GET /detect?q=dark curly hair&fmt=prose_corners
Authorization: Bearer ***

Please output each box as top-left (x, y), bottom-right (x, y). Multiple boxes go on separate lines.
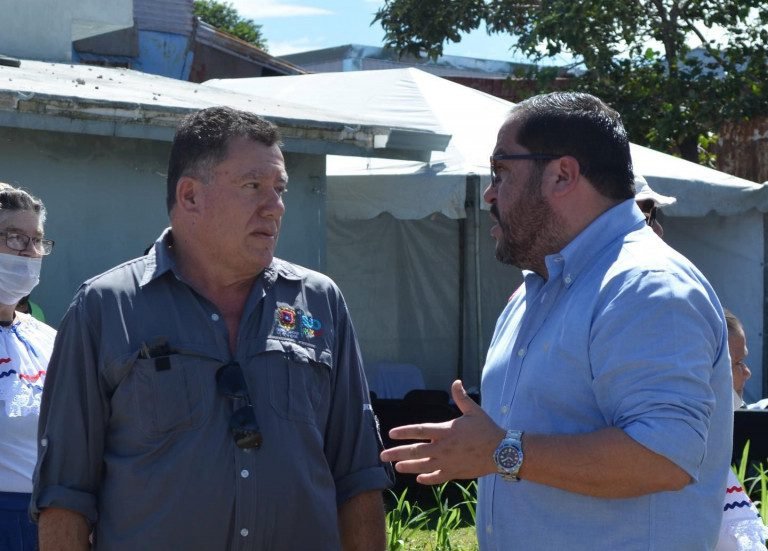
top-left (166, 106), bottom-right (282, 213)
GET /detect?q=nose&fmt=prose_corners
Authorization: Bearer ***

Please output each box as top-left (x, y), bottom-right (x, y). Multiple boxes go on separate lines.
top-left (18, 239), bottom-right (41, 258)
top-left (743, 363), bottom-right (752, 381)
top-left (483, 181), bottom-right (496, 206)
top-left (261, 188), bottom-right (286, 219)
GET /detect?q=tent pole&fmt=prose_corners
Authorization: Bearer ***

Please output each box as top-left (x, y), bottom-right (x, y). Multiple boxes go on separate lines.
top-left (467, 174), bottom-right (483, 391)
top-left (458, 215), bottom-right (466, 384)
top-left (763, 212), bottom-right (768, 399)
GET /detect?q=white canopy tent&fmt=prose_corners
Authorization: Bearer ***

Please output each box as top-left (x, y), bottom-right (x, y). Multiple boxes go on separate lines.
top-left (207, 69), bottom-right (768, 400)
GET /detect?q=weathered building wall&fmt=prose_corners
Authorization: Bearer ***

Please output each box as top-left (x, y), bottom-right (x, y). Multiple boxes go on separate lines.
top-left (0, 127), bottom-right (326, 326)
top-left (717, 117), bottom-right (768, 184)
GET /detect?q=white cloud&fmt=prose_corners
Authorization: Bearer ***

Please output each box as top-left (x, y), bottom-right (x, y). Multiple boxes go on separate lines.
top-left (268, 37), bottom-right (328, 57)
top-left (228, 0), bottom-right (333, 19)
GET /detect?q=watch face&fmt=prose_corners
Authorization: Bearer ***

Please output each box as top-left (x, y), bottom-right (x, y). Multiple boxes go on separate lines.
top-left (498, 446), bottom-right (521, 469)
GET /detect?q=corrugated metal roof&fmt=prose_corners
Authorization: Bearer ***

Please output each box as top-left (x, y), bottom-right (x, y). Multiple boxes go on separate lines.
top-left (194, 22), bottom-right (306, 76)
top-left (281, 44), bottom-right (539, 79)
top-left (134, 0), bottom-right (194, 35)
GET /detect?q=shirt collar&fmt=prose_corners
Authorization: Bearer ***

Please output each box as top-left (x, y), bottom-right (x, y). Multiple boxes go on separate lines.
top-left (139, 227), bottom-right (175, 287)
top-left (547, 198), bottom-right (646, 288)
top-left (139, 228), bottom-right (304, 288)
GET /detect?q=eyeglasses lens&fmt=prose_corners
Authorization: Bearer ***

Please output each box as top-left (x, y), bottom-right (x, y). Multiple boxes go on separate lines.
top-left (216, 362), bottom-right (262, 449)
top-left (646, 206), bottom-right (658, 227)
top-left (230, 406), bottom-right (263, 449)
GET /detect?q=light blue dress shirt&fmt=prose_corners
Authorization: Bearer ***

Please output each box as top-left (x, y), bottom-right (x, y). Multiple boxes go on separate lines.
top-left (478, 199), bottom-right (732, 550)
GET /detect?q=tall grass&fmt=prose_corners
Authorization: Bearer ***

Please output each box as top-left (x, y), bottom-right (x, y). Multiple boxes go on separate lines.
top-left (733, 440), bottom-right (768, 524)
top-left (386, 487), bottom-right (433, 550)
top-left (385, 481), bottom-right (478, 551)
top-left (385, 446), bottom-right (768, 550)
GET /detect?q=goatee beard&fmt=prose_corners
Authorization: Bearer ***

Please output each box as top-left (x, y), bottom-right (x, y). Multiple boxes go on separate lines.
top-left (493, 183), bottom-right (564, 272)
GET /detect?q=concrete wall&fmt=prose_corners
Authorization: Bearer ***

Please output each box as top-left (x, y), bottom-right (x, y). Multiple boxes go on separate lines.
top-left (0, 127), bottom-right (326, 327)
top-left (0, 0), bottom-right (133, 62)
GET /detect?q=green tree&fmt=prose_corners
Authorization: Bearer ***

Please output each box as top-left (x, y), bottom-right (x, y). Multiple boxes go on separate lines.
top-left (193, 0), bottom-right (268, 50)
top-left (374, 0), bottom-right (768, 163)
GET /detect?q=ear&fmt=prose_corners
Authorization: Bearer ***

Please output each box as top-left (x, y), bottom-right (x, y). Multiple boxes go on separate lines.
top-left (545, 156), bottom-right (581, 198)
top-left (175, 176), bottom-right (203, 214)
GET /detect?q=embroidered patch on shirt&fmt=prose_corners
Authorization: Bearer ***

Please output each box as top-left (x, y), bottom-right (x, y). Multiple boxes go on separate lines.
top-left (272, 305), bottom-right (323, 341)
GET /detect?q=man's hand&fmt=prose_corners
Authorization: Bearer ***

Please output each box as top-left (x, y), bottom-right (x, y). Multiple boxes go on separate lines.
top-left (380, 380), bottom-right (505, 484)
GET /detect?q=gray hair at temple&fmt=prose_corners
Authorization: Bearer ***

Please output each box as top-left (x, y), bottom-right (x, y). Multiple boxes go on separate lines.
top-left (0, 182), bottom-right (47, 225)
top-left (724, 308), bottom-right (743, 337)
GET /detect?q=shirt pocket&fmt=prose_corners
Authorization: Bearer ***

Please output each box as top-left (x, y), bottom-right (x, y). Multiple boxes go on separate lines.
top-left (263, 338), bottom-right (332, 425)
top-left (128, 352), bottom-right (217, 437)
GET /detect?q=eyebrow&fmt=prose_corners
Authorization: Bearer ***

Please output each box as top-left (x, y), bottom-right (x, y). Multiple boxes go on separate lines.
top-left (1, 225), bottom-right (43, 237)
top-left (240, 170), bottom-right (289, 185)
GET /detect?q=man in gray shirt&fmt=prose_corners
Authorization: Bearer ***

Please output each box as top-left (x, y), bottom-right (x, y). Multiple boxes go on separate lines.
top-left (32, 107), bottom-right (392, 550)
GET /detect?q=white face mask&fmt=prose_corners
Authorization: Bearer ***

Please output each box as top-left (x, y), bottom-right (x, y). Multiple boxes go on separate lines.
top-left (0, 253), bottom-right (42, 306)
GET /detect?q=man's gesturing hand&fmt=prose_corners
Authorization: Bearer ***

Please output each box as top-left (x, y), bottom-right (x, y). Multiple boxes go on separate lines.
top-left (379, 380), bottom-right (506, 484)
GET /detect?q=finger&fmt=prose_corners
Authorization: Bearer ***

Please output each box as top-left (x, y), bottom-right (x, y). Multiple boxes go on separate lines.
top-left (380, 442), bottom-right (432, 463)
top-left (416, 471), bottom-right (450, 486)
top-left (451, 379), bottom-right (480, 415)
top-left (391, 457), bottom-right (437, 475)
top-left (388, 423), bottom-right (443, 441)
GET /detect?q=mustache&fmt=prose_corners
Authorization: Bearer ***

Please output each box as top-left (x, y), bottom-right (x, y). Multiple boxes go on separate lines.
top-left (490, 204), bottom-right (500, 221)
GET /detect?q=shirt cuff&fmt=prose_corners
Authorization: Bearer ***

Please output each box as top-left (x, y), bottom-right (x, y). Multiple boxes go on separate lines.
top-left (31, 485), bottom-right (98, 525)
top-left (335, 466), bottom-right (393, 506)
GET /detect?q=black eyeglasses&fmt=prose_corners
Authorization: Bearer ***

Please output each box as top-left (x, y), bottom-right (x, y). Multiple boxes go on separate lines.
top-left (0, 230), bottom-right (54, 255)
top-left (490, 153), bottom-right (562, 186)
top-left (216, 361), bottom-right (262, 449)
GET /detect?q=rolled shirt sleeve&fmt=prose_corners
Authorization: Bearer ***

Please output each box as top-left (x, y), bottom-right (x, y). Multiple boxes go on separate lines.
top-left (590, 268), bottom-right (728, 480)
top-left (32, 291), bottom-right (106, 523)
top-left (323, 290), bottom-right (393, 505)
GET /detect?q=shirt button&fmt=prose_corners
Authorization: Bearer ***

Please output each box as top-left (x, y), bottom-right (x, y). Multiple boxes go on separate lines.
top-left (240, 528), bottom-right (249, 537)
top-left (240, 469), bottom-right (249, 478)
top-left (501, 405), bottom-right (508, 414)
top-left (211, 313), bottom-right (220, 321)
top-left (40, 438), bottom-right (48, 447)
top-left (517, 348), bottom-right (526, 357)
top-left (564, 274), bottom-right (572, 285)
top-left (486, 524), bottom-right (493, 534)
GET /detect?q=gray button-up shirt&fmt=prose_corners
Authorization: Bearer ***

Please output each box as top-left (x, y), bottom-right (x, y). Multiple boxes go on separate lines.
top-left (32, 229), bottom-right (391, 550)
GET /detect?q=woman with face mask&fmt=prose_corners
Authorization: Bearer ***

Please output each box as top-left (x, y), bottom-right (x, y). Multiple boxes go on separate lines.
top-left (0, 183), bottom-right (56, 551)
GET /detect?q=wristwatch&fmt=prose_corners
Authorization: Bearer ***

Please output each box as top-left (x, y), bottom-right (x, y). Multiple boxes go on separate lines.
top-left (493, 429), bottom-right (524, 481)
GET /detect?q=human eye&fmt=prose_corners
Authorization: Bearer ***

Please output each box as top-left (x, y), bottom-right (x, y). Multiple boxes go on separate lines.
top-left (491, 163), bottom-right (504, 186)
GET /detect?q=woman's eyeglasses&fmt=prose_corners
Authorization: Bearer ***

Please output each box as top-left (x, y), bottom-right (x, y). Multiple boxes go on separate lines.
top-left (0, 230), bottom-right (54, 255)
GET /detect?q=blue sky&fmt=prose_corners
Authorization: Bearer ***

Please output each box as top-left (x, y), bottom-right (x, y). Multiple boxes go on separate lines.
top-left (229, 0), bottom-right (532, 62)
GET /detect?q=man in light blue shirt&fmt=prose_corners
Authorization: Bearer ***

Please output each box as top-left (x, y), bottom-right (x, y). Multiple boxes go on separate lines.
top-left (382, 92), bottom-right (731, 549)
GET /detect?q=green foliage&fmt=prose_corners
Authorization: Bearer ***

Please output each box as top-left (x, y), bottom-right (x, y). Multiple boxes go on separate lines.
top-left (193, 0), bottom-right (267, 50)
top-left (374, 1), bottom-right (768, 163)
top-left (733, 441), bottom-right (768, 525)
top-left (431, 483), bottom-right (465, 550)
top-left (386, 482), bottom-right (479, 551)
top-left (386, 487), bottom-right (433, 550)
